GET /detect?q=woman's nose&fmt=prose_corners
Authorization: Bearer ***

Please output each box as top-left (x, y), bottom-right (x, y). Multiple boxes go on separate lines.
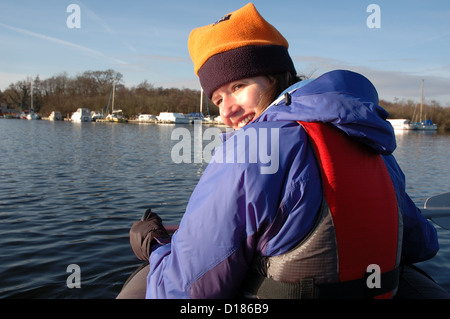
top-left (220, 96), bottom-right (239, 118)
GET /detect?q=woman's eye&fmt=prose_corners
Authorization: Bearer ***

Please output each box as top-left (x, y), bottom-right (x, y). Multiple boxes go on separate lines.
top-left (233, 84), bottom-right (242, 91)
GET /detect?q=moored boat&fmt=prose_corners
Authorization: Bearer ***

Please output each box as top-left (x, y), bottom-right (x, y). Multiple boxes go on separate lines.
top-left (26, 81), bottom-right (40, 120)
top-left (138, 114), bottom-right (157, 123)
top-left (413, 119), bottom-right (438, 131)
top-left (103, 78), bottom-right (128, 123)
top-left (410, 80), bottom-right (438, 131)
top-left (91, 111), bottom-right (105, 121)
top-left (156, 112), bottom-right (190, 124)
top-left (48, 111), bottom-right (63, 121)
top-left (71, 108), bottom-right (92, 122)
top-left (388, 119), bottom-right (418, 130)
top-left (106, 110), bottom-right (128, 123)
top-left (26, 110), bottom-right (40, 120)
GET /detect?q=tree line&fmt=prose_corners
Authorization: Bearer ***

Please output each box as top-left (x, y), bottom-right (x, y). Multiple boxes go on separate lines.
top-left (0, 69), bottom-right (218, 119)
top-left (380, 99), bottom-right (450, 131)
top-left (0, 69), bottom-right (449, 130)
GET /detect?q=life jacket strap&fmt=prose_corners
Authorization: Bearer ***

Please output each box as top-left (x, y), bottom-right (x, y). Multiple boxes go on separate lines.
top-left (242, 267), bottom-right (399, 299)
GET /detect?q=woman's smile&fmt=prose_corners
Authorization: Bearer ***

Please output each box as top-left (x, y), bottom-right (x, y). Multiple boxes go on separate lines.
top-left (212, 76), bottom-right (272, 130)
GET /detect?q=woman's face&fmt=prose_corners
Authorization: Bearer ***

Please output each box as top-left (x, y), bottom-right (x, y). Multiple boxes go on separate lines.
top-left (211, 76), bottom-right (273, 130)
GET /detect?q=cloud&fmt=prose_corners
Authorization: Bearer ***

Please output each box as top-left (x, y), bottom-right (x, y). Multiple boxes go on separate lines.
top-left (292, 55), bottom-right (450, 105)
top-left (0, 22), bottom-right (128, 65)
top-left (76, 1), bottom-right (137, 53)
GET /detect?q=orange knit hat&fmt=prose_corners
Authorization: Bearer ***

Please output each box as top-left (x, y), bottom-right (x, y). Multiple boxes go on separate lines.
top-left (188, 3), bottom-right (296, 98)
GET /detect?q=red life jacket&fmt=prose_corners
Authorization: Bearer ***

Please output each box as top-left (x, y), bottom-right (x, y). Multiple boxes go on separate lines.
top-left (241, 122), bottom-right (401, 299)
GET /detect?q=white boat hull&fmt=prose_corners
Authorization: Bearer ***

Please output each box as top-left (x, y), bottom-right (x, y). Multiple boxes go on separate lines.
top-left (71, 108), bottom-right (92, 122)
top-left (156, 112), bottom-right (190, 124)
top-left (388, 119), bottom-right (438, 131)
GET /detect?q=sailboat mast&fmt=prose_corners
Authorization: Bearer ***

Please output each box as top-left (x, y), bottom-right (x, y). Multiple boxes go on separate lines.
top-left (420, 79), bottom-right (424, 123)
top-left (112, 78), bottom-right (116, 113)
top-left (200, 88), bottom-right (203, 114)
top-left (30, 81), bottom-right (33, 112)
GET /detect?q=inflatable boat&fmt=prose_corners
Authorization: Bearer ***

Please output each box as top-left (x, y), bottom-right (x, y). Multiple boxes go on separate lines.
top-left (117, 193), bottom-right (450, 299)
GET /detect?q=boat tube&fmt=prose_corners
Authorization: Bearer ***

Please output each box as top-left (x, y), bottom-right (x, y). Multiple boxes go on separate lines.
top-left (117, 255), bottom-right (449, 299)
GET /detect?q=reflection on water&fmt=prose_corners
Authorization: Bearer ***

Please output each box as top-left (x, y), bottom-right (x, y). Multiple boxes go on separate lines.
top-left (392, 130), bottom-right (450, 292)
top-left (0, 120), bottom-right (449, 298)
top-left (393, 130), bottom-right (450, 201)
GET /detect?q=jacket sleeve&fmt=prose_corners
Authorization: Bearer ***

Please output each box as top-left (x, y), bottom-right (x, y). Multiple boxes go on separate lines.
top-left (145, 123), bottom-right (322, 298)
top-left (146, 161), bottom-right (274, 298)
top-left (383, 155), bottom-right (439, 264)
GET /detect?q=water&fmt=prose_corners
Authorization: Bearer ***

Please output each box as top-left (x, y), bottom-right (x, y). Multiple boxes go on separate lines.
top-left (0, 119), bottom-right (207, 298)
top-left (391, 130), bottom-right (450, 292)
top-left (0, 120), bottom-right (449, 298)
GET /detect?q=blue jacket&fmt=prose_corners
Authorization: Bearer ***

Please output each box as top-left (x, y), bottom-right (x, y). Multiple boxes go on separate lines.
top-left (146, 70), bottom-right (439, 298)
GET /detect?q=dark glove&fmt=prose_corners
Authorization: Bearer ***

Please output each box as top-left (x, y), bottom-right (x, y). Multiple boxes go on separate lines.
top-left (129, 209), bottom-right (171, 261)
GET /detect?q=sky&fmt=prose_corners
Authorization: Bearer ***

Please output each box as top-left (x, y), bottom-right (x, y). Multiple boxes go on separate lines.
top-left (0, 0), bottom-right (449, 105)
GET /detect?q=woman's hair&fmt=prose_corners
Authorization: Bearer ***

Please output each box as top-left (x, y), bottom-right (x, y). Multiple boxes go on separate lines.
top-left (259, 71), bottom-right (304, 109)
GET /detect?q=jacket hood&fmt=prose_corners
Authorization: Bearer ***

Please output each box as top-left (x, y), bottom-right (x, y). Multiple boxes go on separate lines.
top-left (255, 70), bottom-right (396, 155)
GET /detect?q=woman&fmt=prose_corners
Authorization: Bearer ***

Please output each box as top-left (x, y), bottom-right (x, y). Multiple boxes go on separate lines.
top-left (119, 3), bottom-right (446, 299)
